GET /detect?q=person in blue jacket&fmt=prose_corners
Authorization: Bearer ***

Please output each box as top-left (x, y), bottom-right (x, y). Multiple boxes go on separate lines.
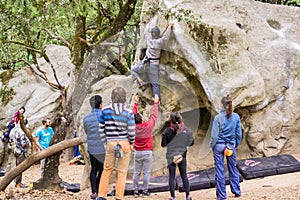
top-left (83, 95), bottom-right (105, 199)
top-left (210, 95), bottom-right (242, 200)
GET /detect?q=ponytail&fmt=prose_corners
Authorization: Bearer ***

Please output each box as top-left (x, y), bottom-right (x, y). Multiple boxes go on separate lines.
top-left (170, 112), bottom-right (184, 134)
top-left (221, 95), bottom-right (233, 119)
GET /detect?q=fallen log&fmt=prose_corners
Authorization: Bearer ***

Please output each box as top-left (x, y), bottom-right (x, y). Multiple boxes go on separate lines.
top-left (0, 136), bottom-right (86, 191)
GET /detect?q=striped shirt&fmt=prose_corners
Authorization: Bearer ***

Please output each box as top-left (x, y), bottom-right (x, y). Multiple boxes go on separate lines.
top-left (99, 103), bottom-right (135, 145)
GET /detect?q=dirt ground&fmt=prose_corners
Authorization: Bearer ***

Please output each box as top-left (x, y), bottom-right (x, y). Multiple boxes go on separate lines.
top-left (0, 155), bottom-right (300, 200)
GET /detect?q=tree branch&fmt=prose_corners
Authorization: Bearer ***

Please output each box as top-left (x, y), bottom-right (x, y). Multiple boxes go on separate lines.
top-left (7, 40), bottom-right (42, 54)
top-left (98, 1), bottom-right (114, 23)
top-left (100, 0), bottom-right (138, 42)
top-left (77, 36), bottom-right (92, 47)
top-left (42, 28), bottom-right (71, 49)
top-left (19, 114), bottom-right (42, 153)
top-left (20, 59), bottom-right (63, 91)
top-left (20, 59), bottom-right (46, 81)
top-left (118, 0), bottom-right (123, 9)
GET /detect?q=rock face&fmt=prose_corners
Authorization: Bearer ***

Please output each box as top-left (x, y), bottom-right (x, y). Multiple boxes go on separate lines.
top-left (0, 0), bottom-right (299, 179)
top-left (0, 44), bottom-right (74, 168)
top-left (78, 0), bottom-right (300, 161)
top-left (136, 0), bottom-right (300, 158)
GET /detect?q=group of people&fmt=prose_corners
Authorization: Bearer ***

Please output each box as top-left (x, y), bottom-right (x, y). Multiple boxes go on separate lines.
top-left (3, 106), bottom-right (55, 188)
top-left (130, 17), bottom-right (243, 200)
top-left (83, 87), bottom-right (194, 200)
top-left (5, 16), bottom-right (243, 200)
top-left (83, 88), bottom-right (242, 200)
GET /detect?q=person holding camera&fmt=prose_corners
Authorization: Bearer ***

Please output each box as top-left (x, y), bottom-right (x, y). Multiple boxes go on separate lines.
top-left (13, 119), bottom-right (30, 188)
top-left (161, 112), bottom-right (194, 200)
top-left (210, 95), bottom-right (242, 200)
top-left (97, 87), bottom-right (135, 200)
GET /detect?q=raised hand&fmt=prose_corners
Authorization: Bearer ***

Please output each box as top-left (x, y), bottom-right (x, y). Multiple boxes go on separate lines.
top-left (153, 94), bottom-right (160, 104)
top-left (134, 94), bottom-right (140, 104)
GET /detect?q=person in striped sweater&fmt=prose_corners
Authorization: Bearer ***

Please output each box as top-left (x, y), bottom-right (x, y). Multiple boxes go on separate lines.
top-left (97, 87), bottom-right (136, 200)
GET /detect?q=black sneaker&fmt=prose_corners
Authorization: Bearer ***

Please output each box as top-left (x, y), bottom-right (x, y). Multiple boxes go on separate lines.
top-left (186, 196), bottom-right (192, 200)
top-left (134, 192), bottom-right (139, 198)
top-left (234, 193), bottom-right (241, 197)
top-left (90, 193), bottom-right (98, 199)
top-left (95, 197), bottom-right (106, 200)
top-left (142, 191), bottom-right (150, 197)
top-left (107, 189), bottom-right (115, 196)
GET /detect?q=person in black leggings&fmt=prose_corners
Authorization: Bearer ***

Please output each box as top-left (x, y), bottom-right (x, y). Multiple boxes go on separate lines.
top-left (161, 112), bottom-right (194, 200)
top-left (83, 95), bottom-right (105, 199)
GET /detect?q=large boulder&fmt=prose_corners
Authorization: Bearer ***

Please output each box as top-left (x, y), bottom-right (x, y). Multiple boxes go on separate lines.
top-left (76, 1), bottom-right (300, 175)
top-left (0, 44), bottom-right (74, 169)
top-left (133, 0), bottom-right (300, 157)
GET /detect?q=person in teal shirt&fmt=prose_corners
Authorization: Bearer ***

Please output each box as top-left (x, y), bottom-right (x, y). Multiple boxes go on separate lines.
top-left (35, 117), bottom-right (54, 178)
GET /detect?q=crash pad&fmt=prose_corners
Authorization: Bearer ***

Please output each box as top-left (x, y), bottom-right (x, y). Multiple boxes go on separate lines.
top-left (60, 181), bottom-right (80, 193)
top-left (176, 166), bottom-right (243, 192)
top-left (108, 175), bottom-right (170, 196)
top-left (236, 154), bottom-right (300, 180)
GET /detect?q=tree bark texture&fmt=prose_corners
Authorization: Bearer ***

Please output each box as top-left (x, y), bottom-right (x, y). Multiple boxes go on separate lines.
top-left (72, 15), bottom-right (87, 71)
top-left (37, 0), bottom-right (138, 191)
top-left (19, 114), bottom-right (42, 153)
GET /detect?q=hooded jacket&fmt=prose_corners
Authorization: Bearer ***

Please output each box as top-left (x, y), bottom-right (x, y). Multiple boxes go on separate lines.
top-left (133, 102), bottom-right (158, 151)
top-left (99, 103), bottom-right (135, 145)
top-left (161, 126), bottom-right (194, 165)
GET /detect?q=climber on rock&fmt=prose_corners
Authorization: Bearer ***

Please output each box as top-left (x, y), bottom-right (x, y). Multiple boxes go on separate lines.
top-left (131, 17), bottom-right (174, 100)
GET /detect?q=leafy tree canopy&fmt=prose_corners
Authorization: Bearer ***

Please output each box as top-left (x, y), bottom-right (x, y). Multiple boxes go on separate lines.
top-left (0, 0), bottom-right (142, 70)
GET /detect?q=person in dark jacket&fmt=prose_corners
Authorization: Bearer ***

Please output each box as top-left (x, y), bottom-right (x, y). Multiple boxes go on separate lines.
top-left (131, 16), bottom-right (174, 99)
top-left (210, 95), bottom-right (242, 200)
top-left (132, 94), bottom-right (159, 197)
top-left (161, 112), bottom-right (194, 200)
top-left (4, 106), bottom-right (26, 148)
top-left (83, 95), bottom-right (105, 199)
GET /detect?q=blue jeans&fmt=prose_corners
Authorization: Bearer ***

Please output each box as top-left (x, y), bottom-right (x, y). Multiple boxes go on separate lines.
top-left (131, 61), bottom-right (160, 99)
top-left (133, 150), bottom-right (153, 193)
top-left (5, 122), bottom-right (14, 140)
top-left (213, 143), bottom-right (241, 200)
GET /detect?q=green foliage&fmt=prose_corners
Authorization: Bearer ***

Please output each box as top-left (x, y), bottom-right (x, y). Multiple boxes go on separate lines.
top-left (282, 0), bottom-right (300, 6)
top-left (0, 0), bottom-right (74, 69)
top-left (0, 0), bottom-right (143, 71)
top-left (254, 0), bottom-right (300, 6)
top-left (163, 5), bottom-right (201, 24)
top-left (0, 70), bottom-right (15, 105)
top-left (0, 70), bottom-right (13, 85)
top-left (0, 85), bottom-right (15, 106)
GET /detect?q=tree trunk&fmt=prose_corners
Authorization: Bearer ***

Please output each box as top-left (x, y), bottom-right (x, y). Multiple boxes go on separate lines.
top-left (72, 15), bottom-right (86, 71)
top-left (33, 104), bottom-right (75, 190)
top-left (0, 137), bottom-right (86, 191)
top-left (35, 0), bottom-right (138, 191)
top-left (19, 114), bottom-right (42, 153)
